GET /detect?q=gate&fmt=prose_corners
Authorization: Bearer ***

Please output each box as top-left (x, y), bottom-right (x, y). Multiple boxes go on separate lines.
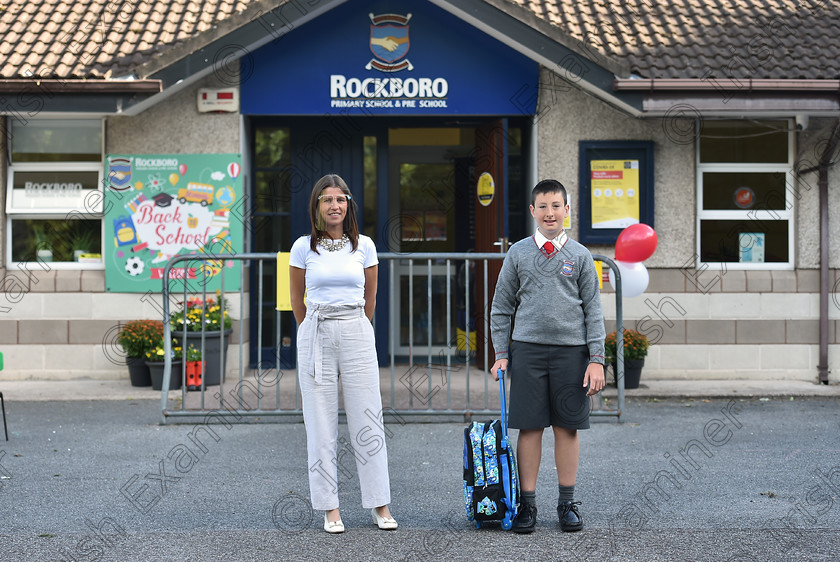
top-left (158, 253), bottom-right (625, 424)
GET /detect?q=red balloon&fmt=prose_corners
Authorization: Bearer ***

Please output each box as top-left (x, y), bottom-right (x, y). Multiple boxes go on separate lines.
top-left (615, 224), bottom-right (658, 262)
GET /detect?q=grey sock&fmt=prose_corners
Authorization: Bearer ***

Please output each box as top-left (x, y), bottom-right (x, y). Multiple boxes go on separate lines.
top-left (521, 490), bottom-right (536, 506)
top-left (559, 484), bottom-right (575, 504)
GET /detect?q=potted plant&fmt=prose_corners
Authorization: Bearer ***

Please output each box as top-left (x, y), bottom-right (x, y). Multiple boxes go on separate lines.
top-left (170, 292), bottom-right (233, 386)
top-left (185, 345), bottom-right (203, 391)
top-left (118, 320), bottom-right (164, 387)
top-left (145, 339), bottom-right (183, 391)
top-left (605, 328), bottom-right (650, 389)
top-left (32, 223), bottom-right (53, 262)
top-left (70, 227), bottom-right (97, 262)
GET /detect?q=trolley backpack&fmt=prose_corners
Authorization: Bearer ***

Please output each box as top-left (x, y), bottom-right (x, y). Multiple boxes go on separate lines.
top-left (463, 369), bottom-right (519, 529)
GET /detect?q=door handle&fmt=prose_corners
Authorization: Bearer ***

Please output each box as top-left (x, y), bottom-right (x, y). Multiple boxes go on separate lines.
top-left (492, 237), bottom-right (510, 252)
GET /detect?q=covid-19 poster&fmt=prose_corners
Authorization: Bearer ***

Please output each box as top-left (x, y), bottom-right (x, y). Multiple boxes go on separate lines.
top-left (590, 160), bottom-right (640, 229)
top-left (104, 154), bottom-right (243, 293)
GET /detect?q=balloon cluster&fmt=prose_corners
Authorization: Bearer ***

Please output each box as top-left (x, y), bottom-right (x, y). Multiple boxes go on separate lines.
top-left (608, 224), bottom-right (658, 298)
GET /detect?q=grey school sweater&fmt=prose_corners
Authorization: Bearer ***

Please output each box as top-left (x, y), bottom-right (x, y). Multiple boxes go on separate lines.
top-left (490, 234), bottom-right (606, 364)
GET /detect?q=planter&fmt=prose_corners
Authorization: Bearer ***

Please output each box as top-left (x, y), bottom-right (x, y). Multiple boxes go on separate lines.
top-left (173, 329), bottom-right (231, 387)
top-left (126, 356), bottom-right (152, 387)
top-left (147, 359), bottom-right (183, 391)
top-left (611, 358), bottom-right (645, 389)
top-left (186, 360), bottom-right (204, 391)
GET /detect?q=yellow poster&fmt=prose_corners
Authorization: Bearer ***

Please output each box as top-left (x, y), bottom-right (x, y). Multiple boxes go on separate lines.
top-left (591, 160), bottom-right (640, 229)
top-left (276, 252), bottom-right (292, 311)
top-left (563, 193), bottom-right (571, 230)
top-left (594, 260), bottom-right (603, 289)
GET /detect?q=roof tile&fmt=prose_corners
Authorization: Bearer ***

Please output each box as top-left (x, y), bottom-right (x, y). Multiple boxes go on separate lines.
top-left (0, 0), bottom-right (838, 80)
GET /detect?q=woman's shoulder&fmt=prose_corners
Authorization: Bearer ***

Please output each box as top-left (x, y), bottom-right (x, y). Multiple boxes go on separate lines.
top-left (289, 236), bottom-right (312, 260)
top-left (357, 234), bottom-right (377, 250)
top-left (291, 235), bottom-right (311, 249)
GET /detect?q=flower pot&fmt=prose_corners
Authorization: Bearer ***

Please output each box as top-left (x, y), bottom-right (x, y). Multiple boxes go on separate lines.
top-left (126, 356), bottom-right (152, 387)
top-left (147, 359), bottom-right (183, 391)
top-left (611, 359), bottom-right (645, 389)
top-left (173, 329), bottom-right (231, 387)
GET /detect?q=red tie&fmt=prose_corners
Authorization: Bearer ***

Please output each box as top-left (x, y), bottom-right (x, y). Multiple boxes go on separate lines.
top-left (543, 241), bottom-right (555, 255)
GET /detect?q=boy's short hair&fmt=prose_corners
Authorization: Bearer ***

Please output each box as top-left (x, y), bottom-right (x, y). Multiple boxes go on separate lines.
top-left (531, 179), bottom-right (568, 206)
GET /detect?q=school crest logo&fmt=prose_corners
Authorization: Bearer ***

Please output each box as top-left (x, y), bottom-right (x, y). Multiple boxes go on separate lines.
top-left (108, 157), bottom-right (132, 191)
top-left (366, 12), bottom-right (413, 72)
top-left (561, 260), bottom-right (575, 276)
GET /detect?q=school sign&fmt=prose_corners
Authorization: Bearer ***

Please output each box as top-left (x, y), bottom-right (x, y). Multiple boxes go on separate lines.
top-left (104, 154), bottom-right (244, 292)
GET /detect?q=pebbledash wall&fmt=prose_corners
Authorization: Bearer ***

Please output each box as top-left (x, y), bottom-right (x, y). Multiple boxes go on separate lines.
top-left (0, 64), bottom-right (837, 383)
top-left (537, 68), bottom-right (840, 383)
top-left (0, 72), bottom-right (250, 381)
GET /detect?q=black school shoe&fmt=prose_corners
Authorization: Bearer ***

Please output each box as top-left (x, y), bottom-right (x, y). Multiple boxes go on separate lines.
top-left (512, 503), bottom-right (537, 533)
top-left (557, 501), bottom-right (583, 532)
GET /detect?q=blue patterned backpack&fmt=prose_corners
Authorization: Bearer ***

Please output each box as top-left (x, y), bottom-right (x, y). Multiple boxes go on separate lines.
top-left (463, 370), bottom-right (519, 529)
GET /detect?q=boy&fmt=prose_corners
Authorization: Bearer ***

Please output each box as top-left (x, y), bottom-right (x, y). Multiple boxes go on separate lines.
top-left (490, 179), bottom-right (606, 533)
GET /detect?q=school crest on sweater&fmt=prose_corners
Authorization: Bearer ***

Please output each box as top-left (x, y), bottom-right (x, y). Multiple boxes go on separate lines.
top-left (561, 260), bottom-right (574, 276)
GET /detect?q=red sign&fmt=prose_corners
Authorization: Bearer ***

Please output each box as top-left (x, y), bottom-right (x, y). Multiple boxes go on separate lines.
top-left (734, 187), bottom-right (755, 209)
top-left (591, 171), bottom-right (623, 180)
top-left (150, 268), bottom-right (198, 280)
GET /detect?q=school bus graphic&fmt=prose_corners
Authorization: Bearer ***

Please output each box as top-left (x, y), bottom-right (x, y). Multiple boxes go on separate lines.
top-left (177, 182), bottom-right (214, 206)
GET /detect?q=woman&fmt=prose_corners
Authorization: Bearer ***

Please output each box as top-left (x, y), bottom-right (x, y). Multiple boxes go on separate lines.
top-left (289, 174), bottom-right (397, 534)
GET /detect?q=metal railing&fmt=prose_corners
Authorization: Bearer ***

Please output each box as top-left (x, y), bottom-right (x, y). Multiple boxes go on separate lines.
top-left (159, 252), bottom-right (625, 423)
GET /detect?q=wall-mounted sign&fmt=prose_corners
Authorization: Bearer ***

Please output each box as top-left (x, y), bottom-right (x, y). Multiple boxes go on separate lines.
top-left (578, 141), bottom-right (655, 245)
top-left (197, 88), bottom-right (239, 113)
top-left (477, 172), bottom-right (495, 207)
top-left (590, 159), bottom-right (640, 229)
top-left (104, 154), bottom-right (243, 292)
top-left (241, 0), bottom-right (538, 116)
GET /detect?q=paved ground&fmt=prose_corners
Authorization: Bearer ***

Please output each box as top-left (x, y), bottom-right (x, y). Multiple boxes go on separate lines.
top-left (0, 378), bottom-right (838, 561)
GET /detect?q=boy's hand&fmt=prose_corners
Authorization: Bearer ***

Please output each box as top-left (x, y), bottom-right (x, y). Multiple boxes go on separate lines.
top-left (584, 362), bottom-right (605, 395)
top-left (491, 359), bottom-right (508, 381)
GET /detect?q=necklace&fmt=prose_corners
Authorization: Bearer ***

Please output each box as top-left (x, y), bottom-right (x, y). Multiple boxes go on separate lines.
top-left (317, 233), bottom-right (349, 252)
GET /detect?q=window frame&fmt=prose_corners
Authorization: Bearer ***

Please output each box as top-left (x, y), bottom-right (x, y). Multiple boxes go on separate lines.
top-left (695, 120), bottom-right (795, 270)
top-left (5, 118), bottom-right (106, 270)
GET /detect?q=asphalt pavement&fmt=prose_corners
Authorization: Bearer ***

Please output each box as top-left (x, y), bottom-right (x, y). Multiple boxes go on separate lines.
top-left (0, 384), bottom-right (838, 561)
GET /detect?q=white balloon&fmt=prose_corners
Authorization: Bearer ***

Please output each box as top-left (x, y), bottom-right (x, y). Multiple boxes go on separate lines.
top-left (608, 260), bottom-right (649, 298)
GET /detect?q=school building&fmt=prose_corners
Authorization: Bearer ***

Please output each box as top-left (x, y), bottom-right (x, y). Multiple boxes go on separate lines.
top-left (0, 0), bottom-right (838, 384)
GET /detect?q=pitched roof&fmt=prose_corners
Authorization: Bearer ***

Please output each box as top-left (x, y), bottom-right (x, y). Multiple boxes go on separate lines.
top-left (0, 0), bottom-right (250, 79)
top-left (509, 0), bottom-right (840, 80)
top-left (1, 0), bottom-right (838, 81)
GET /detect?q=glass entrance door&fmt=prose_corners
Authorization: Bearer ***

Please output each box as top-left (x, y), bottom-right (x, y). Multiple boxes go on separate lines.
top-left (388, 128), bottom-right (476, 358)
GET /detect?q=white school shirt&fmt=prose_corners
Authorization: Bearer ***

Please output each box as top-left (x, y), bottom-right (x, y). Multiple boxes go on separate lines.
top-left (289, 234), bottom-right (379, 306)
top-left (533, 228), bottom-right (568, 255)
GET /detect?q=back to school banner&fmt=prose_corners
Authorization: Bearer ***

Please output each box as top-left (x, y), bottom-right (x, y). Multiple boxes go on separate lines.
top-left (104, 154), bottom-right (243, 293)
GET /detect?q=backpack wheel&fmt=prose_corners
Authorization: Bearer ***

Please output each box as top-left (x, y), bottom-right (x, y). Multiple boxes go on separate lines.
top-left (502, 517), bottom-right (512, 530)
top-left (475, 521), bottom-right (482, 529)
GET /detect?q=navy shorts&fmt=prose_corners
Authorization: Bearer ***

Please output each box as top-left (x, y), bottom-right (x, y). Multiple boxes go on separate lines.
top-left (507, 341), bottom-right (591, 430)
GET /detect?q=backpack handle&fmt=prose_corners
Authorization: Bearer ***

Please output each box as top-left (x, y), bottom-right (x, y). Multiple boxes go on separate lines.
top-left (498, 368), bottom-right (510, 442)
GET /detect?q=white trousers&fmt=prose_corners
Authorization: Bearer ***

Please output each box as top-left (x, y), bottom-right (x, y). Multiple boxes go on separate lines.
top-left (297, 302), bottom-right (392, 511)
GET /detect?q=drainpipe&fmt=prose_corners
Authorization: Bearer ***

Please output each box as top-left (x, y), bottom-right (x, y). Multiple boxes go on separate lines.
top-left (801, 119), bottom-right (840, 384)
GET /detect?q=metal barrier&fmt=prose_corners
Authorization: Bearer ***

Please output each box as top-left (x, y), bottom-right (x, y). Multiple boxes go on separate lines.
top-left (159, 252), bottom-right (625, 423)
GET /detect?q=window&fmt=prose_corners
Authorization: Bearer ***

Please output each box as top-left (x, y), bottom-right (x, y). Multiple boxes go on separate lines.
top-left (697, 120), bottom-right (793, 269)
top-left (6, 119), bottom-right (104, 268)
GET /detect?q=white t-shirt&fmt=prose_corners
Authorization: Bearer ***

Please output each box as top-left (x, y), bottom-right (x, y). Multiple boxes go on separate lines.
top-left (289, 234), bottom-right (379, 306)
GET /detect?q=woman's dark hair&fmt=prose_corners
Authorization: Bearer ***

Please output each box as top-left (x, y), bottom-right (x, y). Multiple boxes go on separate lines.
top-left (308, 174), bottom-right (360, 253)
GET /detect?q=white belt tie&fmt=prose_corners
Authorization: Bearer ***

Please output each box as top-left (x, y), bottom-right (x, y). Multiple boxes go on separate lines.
top-left (304, 302), bottom-right (365, 384)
